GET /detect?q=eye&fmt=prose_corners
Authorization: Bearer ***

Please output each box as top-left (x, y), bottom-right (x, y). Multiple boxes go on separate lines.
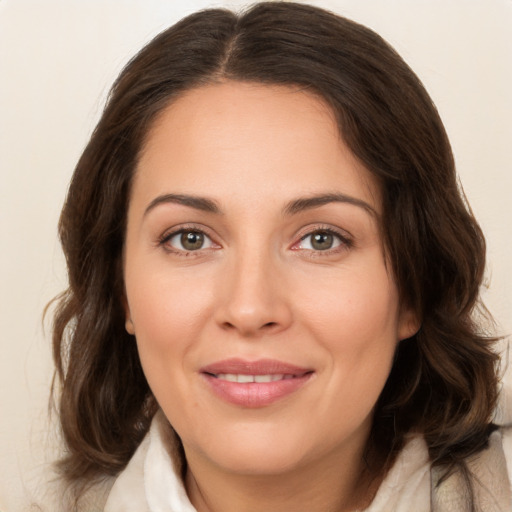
top-left (161, 229), bottom-right (215, 252)
top-left (294, 229), bottom-right (350, 252)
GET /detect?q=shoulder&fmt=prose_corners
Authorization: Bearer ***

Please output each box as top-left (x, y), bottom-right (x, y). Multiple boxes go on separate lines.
top-left (25, 469), bottom-right (114, 512)
top-left (103, 410), bottom-right (192, 512)
top-left (432, 426), bottom-right (512, 512)
top-left (103, 432), bottom-right (152, 512)
top-left (471, 426), bottom-right (512, 510)
top-left (502, 424), bottom-right (512, 481)
top-left (366, 436), bottom-right (431, 511)
top-left (367, 425), bottom-right (512, 512)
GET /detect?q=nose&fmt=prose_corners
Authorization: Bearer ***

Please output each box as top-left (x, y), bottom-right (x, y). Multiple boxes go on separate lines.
top-left (215, 247), bottom-right (293, 338)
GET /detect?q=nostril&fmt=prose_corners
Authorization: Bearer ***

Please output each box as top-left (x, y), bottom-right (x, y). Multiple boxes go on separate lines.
top-left (222, 320), bottom-right (278, 331)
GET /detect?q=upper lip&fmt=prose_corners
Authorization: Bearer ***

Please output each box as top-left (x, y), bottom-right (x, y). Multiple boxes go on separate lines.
top-left (200, 358), bottom-right (312, 376)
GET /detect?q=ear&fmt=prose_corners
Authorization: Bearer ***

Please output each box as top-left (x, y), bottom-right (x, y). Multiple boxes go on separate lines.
top-left (125, 316), bottom-right (135, 335)
top-left (122, 295), bottom-right (135, 335)
top-left (397, 306), bottom-right (420, 341)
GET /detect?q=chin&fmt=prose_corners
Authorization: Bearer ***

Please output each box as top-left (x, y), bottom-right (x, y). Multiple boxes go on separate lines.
top-left (209, 443), bottom-right (309, 476)
top-left (182, 419), bottom-right (334, 477)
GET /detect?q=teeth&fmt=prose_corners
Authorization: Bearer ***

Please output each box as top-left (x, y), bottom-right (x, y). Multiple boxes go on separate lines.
top-left (218, 373), bottom-right (238, 382)
top-left (216, 373), bottom-right (288, 383)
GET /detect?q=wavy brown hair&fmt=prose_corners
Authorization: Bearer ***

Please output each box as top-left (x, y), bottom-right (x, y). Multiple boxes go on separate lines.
top-left (51, 1), bottom-right (499, 507)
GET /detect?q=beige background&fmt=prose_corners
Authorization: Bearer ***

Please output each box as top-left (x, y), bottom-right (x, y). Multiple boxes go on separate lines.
top-left (1, 0), bottom-right (511, 510)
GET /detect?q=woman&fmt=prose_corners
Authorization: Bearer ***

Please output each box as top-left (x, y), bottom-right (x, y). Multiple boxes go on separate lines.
top-left (50, 2), bottom-right (511, 511)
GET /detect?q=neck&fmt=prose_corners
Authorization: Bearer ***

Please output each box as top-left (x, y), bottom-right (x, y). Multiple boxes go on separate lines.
top-left (184, 441), bottom-right (381, 512)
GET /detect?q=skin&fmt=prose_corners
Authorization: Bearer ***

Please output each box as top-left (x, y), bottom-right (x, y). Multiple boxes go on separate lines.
top-left (123, 81), bottom-right (418, 512)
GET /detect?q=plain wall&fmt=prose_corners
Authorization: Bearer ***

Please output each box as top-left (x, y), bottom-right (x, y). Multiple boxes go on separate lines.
top-left (1, 0), bottom-right (511, 509)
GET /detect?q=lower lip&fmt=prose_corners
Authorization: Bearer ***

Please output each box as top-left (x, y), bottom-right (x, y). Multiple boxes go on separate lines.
top-left (202, 373), bottom-right (313, 408)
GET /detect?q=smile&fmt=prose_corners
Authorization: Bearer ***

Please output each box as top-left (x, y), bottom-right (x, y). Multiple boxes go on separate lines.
top-left (213, 373), bottom-right (296, 383)
top-left (200, 359), bottom-right (314, 407)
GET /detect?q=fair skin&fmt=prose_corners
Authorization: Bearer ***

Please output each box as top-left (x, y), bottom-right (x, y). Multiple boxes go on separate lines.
top-left (123, 81), bottom-right (418, 512)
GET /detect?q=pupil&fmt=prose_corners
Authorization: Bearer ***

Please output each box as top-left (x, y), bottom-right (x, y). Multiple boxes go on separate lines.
top-left (181, 231), bottom-right (204, 250)
top-left (311, 232), bottom-right (333, 250)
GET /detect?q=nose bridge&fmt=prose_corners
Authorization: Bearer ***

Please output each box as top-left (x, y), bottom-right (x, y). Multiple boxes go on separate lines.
top-left (217, 239), bottom-right (291, 336)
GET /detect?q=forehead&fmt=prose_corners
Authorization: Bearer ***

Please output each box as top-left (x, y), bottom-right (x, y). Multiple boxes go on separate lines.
top-left (134, 81), bottom-right (380, 212)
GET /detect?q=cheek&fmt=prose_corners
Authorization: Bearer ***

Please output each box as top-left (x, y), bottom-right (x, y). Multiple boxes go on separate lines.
top-left (124, 265), bottom-right (216, 387)
top-left (297, 258), bottom-right (400, 396)
top-left (126, 264), bottom-right (214, 334)
top-left (301, 260), bottom-right (400, 344)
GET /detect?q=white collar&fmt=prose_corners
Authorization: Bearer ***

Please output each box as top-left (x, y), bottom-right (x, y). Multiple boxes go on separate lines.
top-left (105, 410), bottom-right (432, 512)
top-left (105, 410), bottom-right (195, 512)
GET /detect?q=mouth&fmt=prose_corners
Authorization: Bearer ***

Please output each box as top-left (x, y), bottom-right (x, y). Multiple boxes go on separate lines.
top-left (200, 358), bottom-right (314, 407)
top-left (209, 373), bottom-right (299, 383)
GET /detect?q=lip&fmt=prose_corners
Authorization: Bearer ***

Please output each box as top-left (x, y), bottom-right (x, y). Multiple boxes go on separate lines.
top-left (200, 358), bottom-right (314, 408)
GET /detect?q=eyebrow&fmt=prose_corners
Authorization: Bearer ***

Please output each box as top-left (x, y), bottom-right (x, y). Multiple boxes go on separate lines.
top-left (144, 194), bottom-right (222, 217)
top-left (283, 193), bottom-right (377, 217)
top-left (143, 192), bottom-right (376, 217)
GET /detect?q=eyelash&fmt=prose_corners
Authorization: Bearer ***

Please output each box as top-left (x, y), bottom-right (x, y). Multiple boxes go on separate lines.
top-left (157, 224), bottom-right (218, 257)
top-left (292, 226), bottom-right (353, 256)
top-left (157, 225), bottom-right (353, 257)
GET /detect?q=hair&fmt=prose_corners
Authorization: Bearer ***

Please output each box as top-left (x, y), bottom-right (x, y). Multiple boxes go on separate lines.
top-left (51, 1), bottom-right (499, 508)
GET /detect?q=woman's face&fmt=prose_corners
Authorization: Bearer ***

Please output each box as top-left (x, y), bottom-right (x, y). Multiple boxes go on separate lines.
top-left (123, 81), bottom-right (417, 476)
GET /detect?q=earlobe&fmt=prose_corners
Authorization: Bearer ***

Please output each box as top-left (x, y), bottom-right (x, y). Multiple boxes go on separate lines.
top-left (123, 294), bottom-right (135, 335)
top-left (398, 308), bottom-right (421, 341)
top-left (125, 317), bottom-right (135, 335)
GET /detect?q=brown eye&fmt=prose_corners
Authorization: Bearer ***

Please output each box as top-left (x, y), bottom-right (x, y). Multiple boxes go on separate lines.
top-left (295, 229), bottom-right (347, 252)
top-left (163, 229), bottom-right (214, 252)
top-left (181, 231), bottom-right (205, 250)
top-left (310, 232), bottom-right (334, 250)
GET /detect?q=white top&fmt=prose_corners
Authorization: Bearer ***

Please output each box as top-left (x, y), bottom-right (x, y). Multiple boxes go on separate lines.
top-left (103, 411), bottom-right (512, 512)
